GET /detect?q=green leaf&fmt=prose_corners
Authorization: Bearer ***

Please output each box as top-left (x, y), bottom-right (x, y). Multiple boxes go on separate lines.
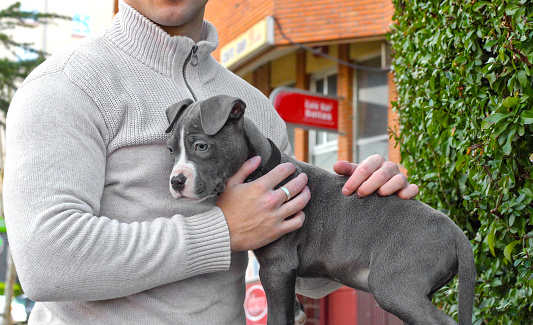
top-left (502, 96), bottom-right (519, 108)
top-left (503, 129), bottom-right (516, 155)
top-left (521, 110), bottom-right (533, 124)
top-left (504, 240), bottom-right (520, 262)
top-left (517, 70), bottom-right (528, 89)
top-left (488, 224), bottom-right (496, 257)
top-left (519, 188), bottom-right (533, 198)
top-left (473, 1), bottom-right (490, 11)
top-left (482, 112), bottom-right (510, 127)
top-left (456, 155), bottom-right (467, 171)
top-left (486, 72), bottom-right (496, 85)
top-left (484, 40), bottom-right (498, 50)
top-left (499, 47), bottom-right (507, 62)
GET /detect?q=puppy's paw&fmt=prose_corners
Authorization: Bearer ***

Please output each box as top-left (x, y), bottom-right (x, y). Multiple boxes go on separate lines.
top-left (294, 309), bottom-right (306, 325)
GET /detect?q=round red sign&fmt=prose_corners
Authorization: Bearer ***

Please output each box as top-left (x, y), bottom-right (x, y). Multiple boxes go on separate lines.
top-left (244, 284), bottom-right (268, 323)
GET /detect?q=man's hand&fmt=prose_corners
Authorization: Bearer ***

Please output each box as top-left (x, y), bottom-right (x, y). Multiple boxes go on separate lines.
top-left (334, 154), bottom-right (419, 200)
top-left (216, 156), bottom-right (310, 252)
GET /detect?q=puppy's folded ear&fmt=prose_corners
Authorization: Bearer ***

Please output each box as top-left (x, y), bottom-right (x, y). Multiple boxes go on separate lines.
top-left (200, 95), bottom-right (246, 135)
top-left (165, 98), bottom-right (194, 133)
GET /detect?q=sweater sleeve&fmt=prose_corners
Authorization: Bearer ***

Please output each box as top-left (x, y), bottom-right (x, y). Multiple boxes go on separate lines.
top-left (3, 71), bottom-right (231, 302)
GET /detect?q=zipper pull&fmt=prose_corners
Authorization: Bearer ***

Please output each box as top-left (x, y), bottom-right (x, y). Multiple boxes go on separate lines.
top-left (190, 45), bottom-right (199, 67)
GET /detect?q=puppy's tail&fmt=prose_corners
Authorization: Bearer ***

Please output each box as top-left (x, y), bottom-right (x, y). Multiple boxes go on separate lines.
top-left (456, 228), bottom-right (476, 325)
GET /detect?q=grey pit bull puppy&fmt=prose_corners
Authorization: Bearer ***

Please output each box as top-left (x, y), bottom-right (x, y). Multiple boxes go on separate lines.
top-left (165, 95), bottom-right (476, 325)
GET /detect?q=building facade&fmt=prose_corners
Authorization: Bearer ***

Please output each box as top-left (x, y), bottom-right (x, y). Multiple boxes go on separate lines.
top-left (204, 0), bottom-right (403, 324)
top-left (2, 0), bottom-right (115, 59)
top-left (205, 0), bottom-right (401, 169)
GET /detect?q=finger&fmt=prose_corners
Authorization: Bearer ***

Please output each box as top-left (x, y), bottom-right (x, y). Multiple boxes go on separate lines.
top-left (274, 173), bottom-right (308, 203)
top-left (258, 162), bottom-right (296, 188)
top-left (396, 184), bottom-right (419, 200)
top-left (333, 161), bottom-right (357, 176)
top-left (278, 186), bottom-right (311, 217)
top-left (279, 211), bottom-right (306, 236)
top-left (342, 155), bottom-right (385, 196)
top-left (356, 161), bottom-right (399, 197)
top-left (225, 156), bottom-right (261, 187)
top-left (376, 173), bottom-right (409, 196)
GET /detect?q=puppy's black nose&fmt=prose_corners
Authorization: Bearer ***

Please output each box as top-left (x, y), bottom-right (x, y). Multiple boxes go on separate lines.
top-left (171, 173), bottom-right (187, 192)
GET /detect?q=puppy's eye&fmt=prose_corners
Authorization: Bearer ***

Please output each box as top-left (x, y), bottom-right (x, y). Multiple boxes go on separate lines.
top-left (195, 143), bottom-right (208, 152)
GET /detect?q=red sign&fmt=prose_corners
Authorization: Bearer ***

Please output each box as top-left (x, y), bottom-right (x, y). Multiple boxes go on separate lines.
top-left (270, 87), bottom-right (339, 132)
top-left (245, 282), bottom-right (268, 324)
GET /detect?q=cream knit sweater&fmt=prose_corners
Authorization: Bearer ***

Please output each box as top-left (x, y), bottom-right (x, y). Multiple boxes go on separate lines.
top-left (4, 1), bottom-right (290, 324)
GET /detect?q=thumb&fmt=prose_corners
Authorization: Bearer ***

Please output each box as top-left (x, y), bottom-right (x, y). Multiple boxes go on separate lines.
top-left (226, 156), bottom-right (262, 186)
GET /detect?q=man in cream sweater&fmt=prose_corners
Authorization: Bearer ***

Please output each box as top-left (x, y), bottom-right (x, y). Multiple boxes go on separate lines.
top-left (4, 1), bottom-right (419, 324)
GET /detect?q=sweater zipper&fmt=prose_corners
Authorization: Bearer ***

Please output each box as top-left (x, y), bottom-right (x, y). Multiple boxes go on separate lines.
top-left (183, 45), bottom-right (199, 102)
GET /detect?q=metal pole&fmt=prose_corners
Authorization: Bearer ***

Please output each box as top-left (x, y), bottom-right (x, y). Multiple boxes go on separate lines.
top-left (3, 249), bottom-right (16, 325)
top-left (42, 0), bottom-right (49, 53)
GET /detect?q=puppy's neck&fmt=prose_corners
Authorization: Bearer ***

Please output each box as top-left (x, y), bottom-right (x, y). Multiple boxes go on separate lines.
top-left (242, 118), bottom-right (301, 186)
top-left (243, 118), bottom-right (287, 183)
top-left (243, 118), bottom-right (273, 162)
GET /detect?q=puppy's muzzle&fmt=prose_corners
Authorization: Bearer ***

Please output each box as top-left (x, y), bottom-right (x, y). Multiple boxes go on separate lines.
top-left (171, 173), bottom-right (187, 192)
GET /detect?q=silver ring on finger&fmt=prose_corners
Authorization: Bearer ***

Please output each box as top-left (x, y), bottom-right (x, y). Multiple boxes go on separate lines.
top-left (279, 186), bottom-right (291, 202)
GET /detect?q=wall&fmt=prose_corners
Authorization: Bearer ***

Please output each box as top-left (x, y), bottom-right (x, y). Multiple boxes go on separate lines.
top-left (204, 0), bottom-right (393, 62)
top-left (273, 0), bottom-right (393, 45)
top-left (205, 0), bottom-right (275, 62)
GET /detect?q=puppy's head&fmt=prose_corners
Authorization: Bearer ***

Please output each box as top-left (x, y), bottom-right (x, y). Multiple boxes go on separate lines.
top-left (165, 95), bottom-right (250, 202)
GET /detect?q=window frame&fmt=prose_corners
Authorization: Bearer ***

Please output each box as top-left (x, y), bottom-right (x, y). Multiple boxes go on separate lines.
top-left (308, 67), bottom-right (339, 170)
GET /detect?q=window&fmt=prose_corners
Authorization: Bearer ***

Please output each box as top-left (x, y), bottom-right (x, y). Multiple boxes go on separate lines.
top-left (72, 13), bottom-right (92, 37)
top-left (309, 72), bottom-right (338, 171)
top-left (356, 57), bottom-right (389, 162)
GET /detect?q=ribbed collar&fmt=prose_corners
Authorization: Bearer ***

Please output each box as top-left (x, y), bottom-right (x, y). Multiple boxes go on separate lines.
top-left (105, 0), bottom-right (219, 76)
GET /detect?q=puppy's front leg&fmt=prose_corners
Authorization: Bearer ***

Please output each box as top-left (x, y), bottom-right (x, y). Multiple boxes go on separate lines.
top-left (259, 265), bottom-right (298, 325)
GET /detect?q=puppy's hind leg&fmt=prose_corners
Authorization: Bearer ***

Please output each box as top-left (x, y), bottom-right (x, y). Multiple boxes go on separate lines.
top-left (368, 270), bottom-right (457, 325)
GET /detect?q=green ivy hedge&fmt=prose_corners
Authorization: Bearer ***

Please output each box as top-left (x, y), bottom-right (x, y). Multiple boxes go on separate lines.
top-left (388, 0), bottom-right (533, 323)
